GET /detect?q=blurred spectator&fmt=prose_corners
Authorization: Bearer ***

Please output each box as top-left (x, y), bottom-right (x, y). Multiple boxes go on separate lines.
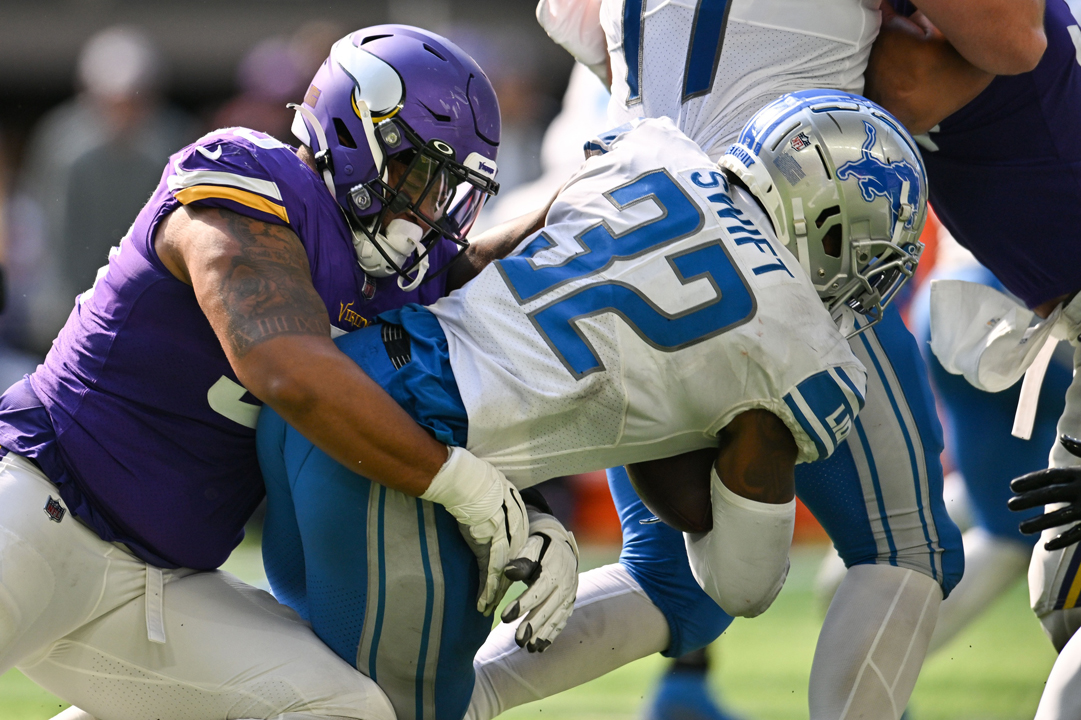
top-left (477, 61), bottom-right (609, 230)
top-left (212, 21), bottom-right (343, 141)
top-left (0, 129), bottom-right (44, 388)
top-left (13, 25), bottom-right (195, 354)
top-left (451, 28), bottom-right (562, 200)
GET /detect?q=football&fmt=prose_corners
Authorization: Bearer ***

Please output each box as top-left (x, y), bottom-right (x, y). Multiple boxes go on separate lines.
top-left (625, 447), bottom-right (716, 534)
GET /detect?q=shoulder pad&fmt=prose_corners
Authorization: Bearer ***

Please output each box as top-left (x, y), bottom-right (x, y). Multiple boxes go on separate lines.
top-left (166, 128), bottom-right (296, 225)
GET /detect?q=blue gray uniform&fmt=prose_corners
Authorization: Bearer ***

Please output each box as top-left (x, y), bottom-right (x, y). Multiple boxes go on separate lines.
top-left (259, 310), bottom-right (487, 720)
top-left (614, 305), bottom-right (962, 658)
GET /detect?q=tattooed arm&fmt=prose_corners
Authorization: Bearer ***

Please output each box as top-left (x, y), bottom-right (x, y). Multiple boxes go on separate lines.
top-left (155, 205), bottom-right (447, 495)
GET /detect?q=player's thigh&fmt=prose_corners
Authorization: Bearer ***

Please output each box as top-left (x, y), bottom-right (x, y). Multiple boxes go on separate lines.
top-left (21, 570), bottom-right (395, 720)
top-left (260, 439), bottom-right (310, 619)
top-left (1030, 540), bottom-right (1081, 650)
top-left (1030, 344), bottom-right (1081, 648)
top-left (0, 453), bottom-right (145, 673)
top-left (287, 449), bottom-right (489, 720)
top-left (796, 307), bottom-right (963, 596)
top-left (608, 466), bottom-right (733, 657)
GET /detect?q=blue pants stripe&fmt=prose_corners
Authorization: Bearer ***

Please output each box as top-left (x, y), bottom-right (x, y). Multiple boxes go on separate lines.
top-left (415, 500), bottom-right (436, 720)
top-left (856, 329), bottom-right (937, 580)
top-left (369, 485), bottom-right (389, 682)
top-left (853, 415), bottom-right (898, 566)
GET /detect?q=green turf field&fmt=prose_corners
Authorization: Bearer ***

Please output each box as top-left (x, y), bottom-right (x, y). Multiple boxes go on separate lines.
top-left (0, 543), bottom-right (1057, 720)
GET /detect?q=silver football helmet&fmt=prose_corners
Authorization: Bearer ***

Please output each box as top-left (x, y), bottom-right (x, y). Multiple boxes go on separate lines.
top-left (719, 90), bottom-right (927, 333)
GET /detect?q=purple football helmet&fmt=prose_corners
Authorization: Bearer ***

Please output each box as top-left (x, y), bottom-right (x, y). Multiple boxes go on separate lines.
top-left (291, 25), bottom-right (500, 288)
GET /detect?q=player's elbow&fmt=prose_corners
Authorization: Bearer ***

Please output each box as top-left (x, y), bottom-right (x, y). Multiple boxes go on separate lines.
top-left (974, 27), bottom-right (1047, 75)
top-left (867, 80), bottom-right (937, 136)
top-left (683, 470), bottom-right (797, 618)
top-left (235, 353), bottom-right (321, 417)
top-left (251, 370), bottom-right (320, 415)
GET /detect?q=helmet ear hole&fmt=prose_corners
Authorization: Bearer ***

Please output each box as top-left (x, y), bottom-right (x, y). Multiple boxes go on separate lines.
top-left (816, 206), bottom-right (843, 258)
top-left (333, 118), bottom-right (358, 149)
top-left (821, 223), bottom-right (843, 258)
top-left (815, 206), bottom-right (840, 228)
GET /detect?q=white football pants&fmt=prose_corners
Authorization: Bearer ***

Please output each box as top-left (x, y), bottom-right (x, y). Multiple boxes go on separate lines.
top-left (0, 452), bottom-right (394, 720)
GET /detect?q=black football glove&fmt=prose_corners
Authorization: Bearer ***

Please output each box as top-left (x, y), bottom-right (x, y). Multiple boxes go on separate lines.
top-left (1009, 435), bottom-right (1081, 551)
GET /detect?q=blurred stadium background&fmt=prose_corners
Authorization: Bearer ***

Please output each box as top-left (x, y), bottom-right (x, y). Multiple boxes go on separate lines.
top-left (0, 1), bottom-right (1061, 718)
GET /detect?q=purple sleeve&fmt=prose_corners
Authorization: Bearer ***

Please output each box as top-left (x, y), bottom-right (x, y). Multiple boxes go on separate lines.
top-left (165, 130), bottom-right (295, 229)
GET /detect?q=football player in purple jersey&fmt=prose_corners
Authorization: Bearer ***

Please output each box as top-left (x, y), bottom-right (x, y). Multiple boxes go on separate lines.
top-left (0, 25), bottom-right (576, 720)
top-left (865, 1), bottom-right (1081, 717)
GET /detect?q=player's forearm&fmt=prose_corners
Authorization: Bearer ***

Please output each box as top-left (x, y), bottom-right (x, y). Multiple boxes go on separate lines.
top-left (865, 14), bottom-right (993, 135)
top-left (448, 198), bottom-right (555, 290)
top-left (241, 335), bottom-right (447, 495)
top-left (915, 0), bottom-right (1046, 75)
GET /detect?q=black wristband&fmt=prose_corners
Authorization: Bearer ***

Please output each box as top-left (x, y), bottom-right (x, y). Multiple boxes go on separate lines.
top-left (519, 486), bottom-right (553, 515)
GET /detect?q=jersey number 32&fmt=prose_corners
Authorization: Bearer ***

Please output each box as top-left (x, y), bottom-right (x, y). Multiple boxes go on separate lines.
top-left (497, 170), bottom-right (755, 379)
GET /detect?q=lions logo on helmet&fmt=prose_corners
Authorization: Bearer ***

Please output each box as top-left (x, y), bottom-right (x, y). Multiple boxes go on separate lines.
top-left (720, 90), bottom-right (927, 335)
top-left (835, 121), bottom-right (923, 234)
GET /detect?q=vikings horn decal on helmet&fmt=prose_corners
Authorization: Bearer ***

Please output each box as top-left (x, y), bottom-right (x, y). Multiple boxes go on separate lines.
top-left (290, 25), bottom-right (501, 289)
top-left (719, 89), bottom-right (927, 335)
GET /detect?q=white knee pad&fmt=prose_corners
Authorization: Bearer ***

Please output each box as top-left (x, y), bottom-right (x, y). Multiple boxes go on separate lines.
top-left (1035, 630), bottom-right (1081, 720)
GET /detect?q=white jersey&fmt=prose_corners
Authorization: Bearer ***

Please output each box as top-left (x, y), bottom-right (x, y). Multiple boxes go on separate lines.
top-left (601, 0), bottom-right (880, 159)
top-left (428, 118), bottom-right (865, 486)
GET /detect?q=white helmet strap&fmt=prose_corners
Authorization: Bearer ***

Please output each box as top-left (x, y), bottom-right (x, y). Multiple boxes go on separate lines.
top-left (290, 103), bottom-right (337, 198)
top-left (353, 98), bottom-right (386, 182)
top-left (891, 180), bottom-right (912, 246)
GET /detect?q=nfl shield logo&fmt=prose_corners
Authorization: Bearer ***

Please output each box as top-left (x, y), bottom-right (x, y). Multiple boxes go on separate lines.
top-left (44, 496), bottom-right (66, 523)
top-left (790, 132), bottom-right (811, 151)
top-left (361, 274), bottom-right (376, 300)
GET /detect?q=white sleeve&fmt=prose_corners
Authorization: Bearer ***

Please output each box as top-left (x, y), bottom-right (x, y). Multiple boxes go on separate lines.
top-left (683, 466), bottom-right (795, 618)
top-left (536, 0), bottom-right (609, 79)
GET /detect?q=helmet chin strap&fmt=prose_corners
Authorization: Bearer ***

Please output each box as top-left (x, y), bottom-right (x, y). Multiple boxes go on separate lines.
top-left (398, 253), bottom-right (429, 292)
top-left (354, 217), bottom-right (430, 291)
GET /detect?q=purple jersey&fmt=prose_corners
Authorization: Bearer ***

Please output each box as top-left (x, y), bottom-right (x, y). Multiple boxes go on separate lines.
top-left (912, 0), bottom-right (1081, 308)
top-left (0, 128), bottom-right (458, 569)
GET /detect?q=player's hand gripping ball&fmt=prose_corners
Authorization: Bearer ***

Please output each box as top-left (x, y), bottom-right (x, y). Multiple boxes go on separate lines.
top-left (501, 508), bottom-right (580, 652)
top-left (1010, 435), bottom-right (1081, 551)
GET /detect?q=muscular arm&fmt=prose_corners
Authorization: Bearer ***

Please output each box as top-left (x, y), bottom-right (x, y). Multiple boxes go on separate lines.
top-left (865, 6), bottom-right (994, 134)
top-left (625, 409), bottom-right (797, 533)
top-left (156, 205), bottom-right (447, 495)
top-left (914, 0), bottom-right (1046, 75)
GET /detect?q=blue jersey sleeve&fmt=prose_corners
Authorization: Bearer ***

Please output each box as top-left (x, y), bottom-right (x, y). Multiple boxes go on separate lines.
top-left (784, 367), bottom-right (866, 461)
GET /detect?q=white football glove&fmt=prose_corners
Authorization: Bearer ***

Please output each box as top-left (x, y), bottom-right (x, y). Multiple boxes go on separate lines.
top-left (501, 507), bottom-right (580, 652)
top-left (421, 446), bottom-right (529, 616)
